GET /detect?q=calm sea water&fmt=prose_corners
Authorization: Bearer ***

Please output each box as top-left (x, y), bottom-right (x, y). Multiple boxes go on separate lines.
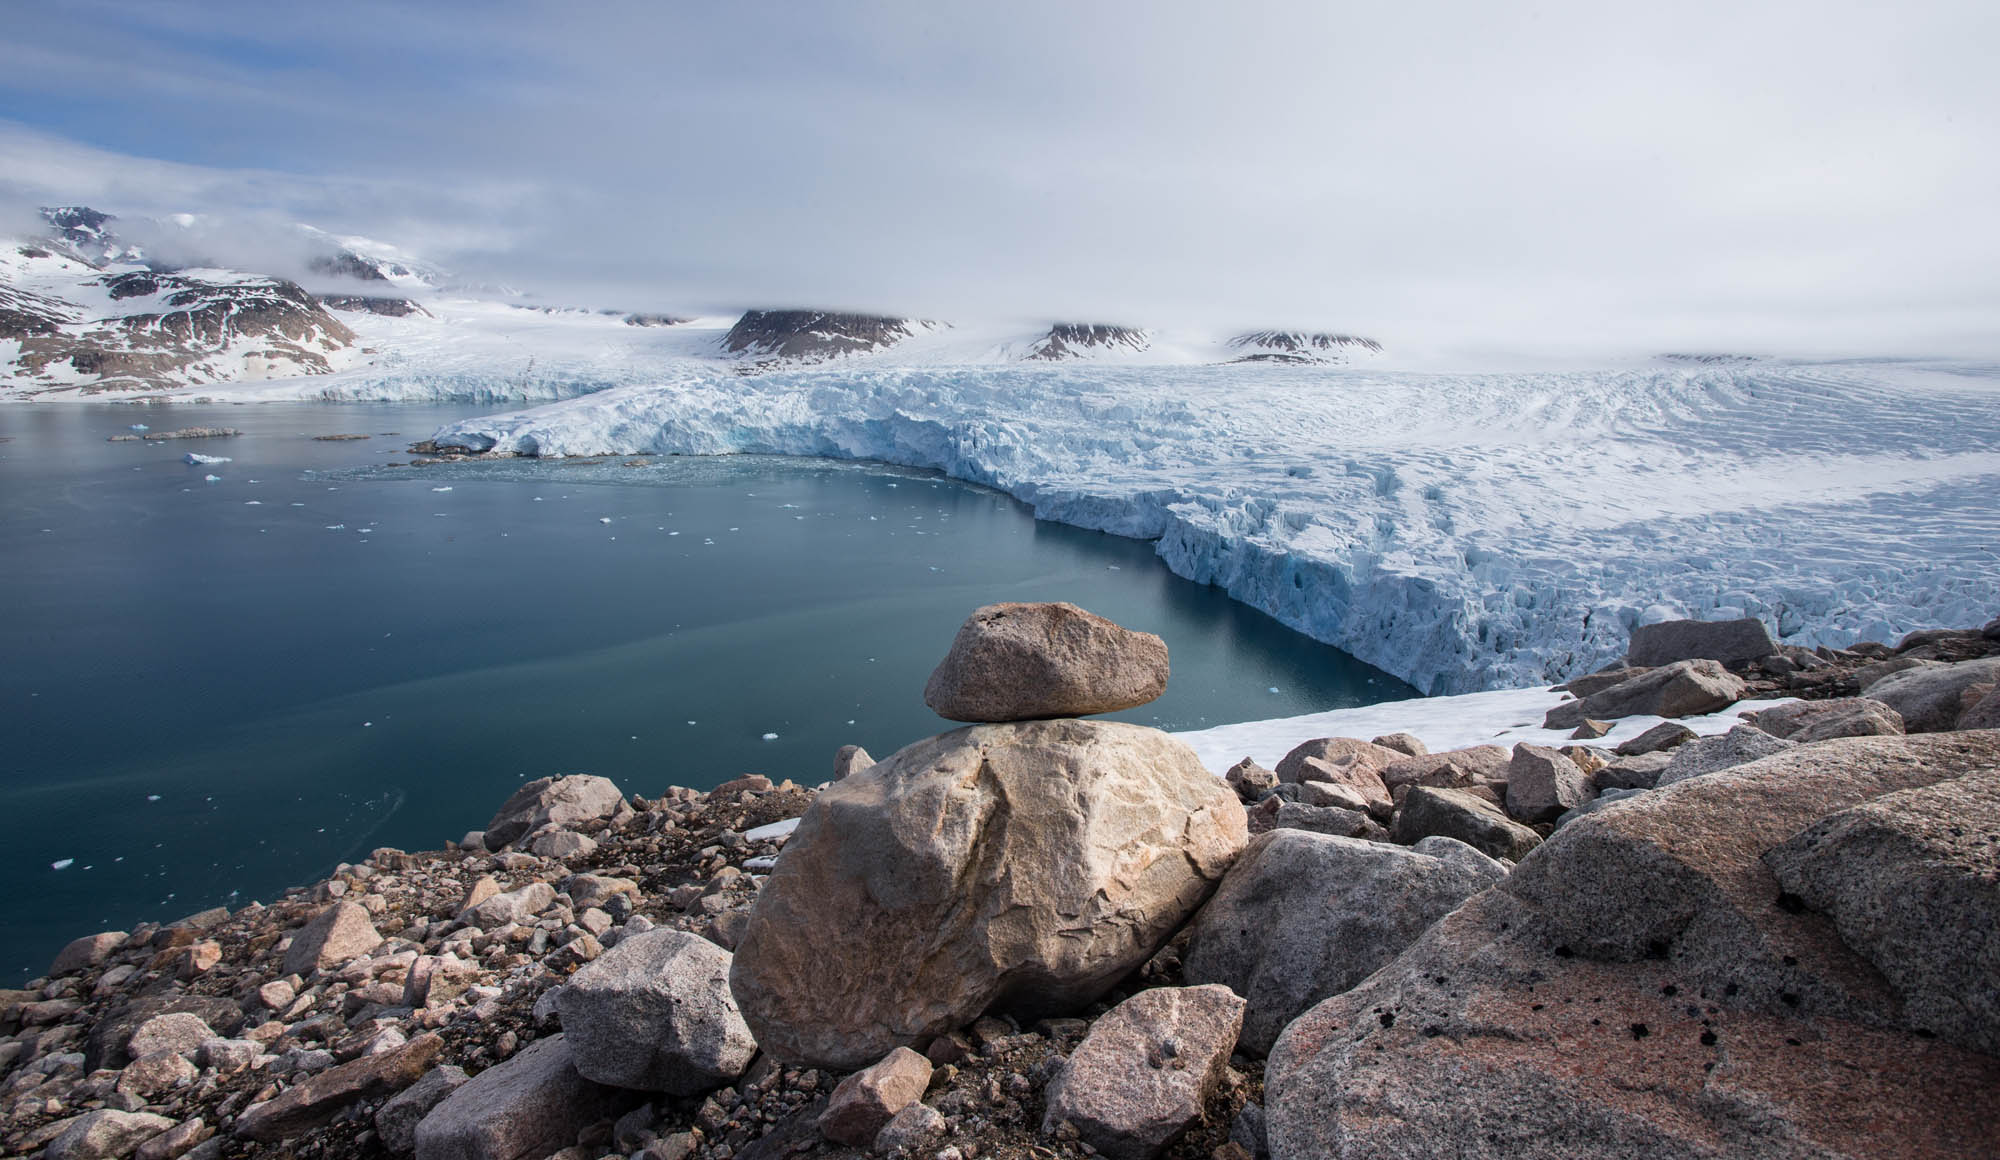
top-left (0, 402), bottom-right (1413, 977)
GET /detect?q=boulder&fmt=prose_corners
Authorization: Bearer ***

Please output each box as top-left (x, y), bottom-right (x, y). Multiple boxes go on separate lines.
top-left (44, 1111), bottom-right (174, 1160)
top-left (461, 882), bottom-right (555, 929)
top-left (1613, 721), bottom-right (1696, 756)
top-left (1265, 732), bottom-right (2000, 1160)
top-left (1792, 701), bottom-right (1907, 742)
top-left (414, 1035), bottom-right (640, 1160)
top-left (1225, 757), bottom-right (1278, 802)
top-left (1865, 657), bottom-right (2000, 732)
top-left (1568, 718), bottom-right (1612, 739)
top-left (117, 1050), bottom-right (197, 1097)
top-left (1369, 733), bottom-right (1427, 757)
top-left (1503, 744), bottom-right (1591, 824)
top-left (1252, 799), bottom-right (1380, 840)
top-left (1273, 737), bottom-right (1399, 788)
top-left (127, 1013), bottom-right (215, 1061)
top-left (1042, 985), bottom-right (1245, 1160)
top-left (236, 1033), bottom-right (442, 1141)
top-left (1390, 786), bottom-right (1541, 862)
top-left (528, 831), bottom-right (595, 859)
top-left (50, 931), bottom-right (127, 977)
top-left (1595, 750), bottom-right (1672, 791)
top-left (832, 744), bottom-right (875, 780)
top-left (921, 602), bottom-right (1168, 722)
top-left (1962, 686), bottom-right (2000, 730)
top-left (817, 1047), bottom-right (933, 1146)
top-left (1184, 830), bottom-right (1504, 1054)
top-left (133, 1117), bottom-right (207, 1160)
top-left (561, 874), bottom-right (640, 910)
top-left (1294, 779), bottom-right (1372, 813)
top-left (1380, 745), bottom-right (1511, 797)
top-left (1856, 656), bottom-right (1936, 690)
top-left (1752, 697), bottom-right (1904, 741)
top-left (1763, 771), bottom-right (2000, 1055)
top-left (1656, 725), bottom-right (1796, 786)
top-left (730, 718), bottom-right (1245, 1068)
top-left (1543, 660), bottom-right (1746, 730)
top-left (1562, 667), bottom-right (1651, 698)
top-left (1626, 616), bottom-right (1776, 668)
top-left (873, 1102), bottom-right (947, 1155)
top-left (556, 930), bottom-right (755, 1093)
top-left (483, 774), bottom-right (625, 851)
top-left (281, 901), bottom-right (381, 976)
top-left (377, 1068), bottom-right (469, 1155)
top-left (1552, 785), bottom-right (1647, 831)
top-left (1289, 756), bottom-right (1392, 816)
top-left (85, 996), bottom-right (242, 1071)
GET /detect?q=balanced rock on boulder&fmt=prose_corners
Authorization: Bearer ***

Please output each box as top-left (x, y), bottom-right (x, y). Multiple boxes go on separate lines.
top-left (730, 718), bottom-right (1245, 1068)
top-left (923, 602), bottom-right (1168, 722)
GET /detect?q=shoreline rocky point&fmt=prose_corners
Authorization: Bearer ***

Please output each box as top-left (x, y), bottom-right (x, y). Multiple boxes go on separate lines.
top-left (6, 602), bottom-right (2000, 1160)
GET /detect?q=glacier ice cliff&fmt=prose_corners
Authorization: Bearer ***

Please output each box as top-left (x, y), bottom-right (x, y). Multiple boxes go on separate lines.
top-left (429, 360), bottom-right (2000, 695)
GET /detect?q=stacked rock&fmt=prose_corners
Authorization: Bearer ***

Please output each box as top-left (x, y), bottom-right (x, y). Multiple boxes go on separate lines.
top-left (729, 602), bottom-right (1246, 1069)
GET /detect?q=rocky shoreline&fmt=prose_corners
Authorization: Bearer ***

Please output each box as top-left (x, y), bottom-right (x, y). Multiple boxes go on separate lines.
top-left (6, 605), bottom-right (1999, 1160)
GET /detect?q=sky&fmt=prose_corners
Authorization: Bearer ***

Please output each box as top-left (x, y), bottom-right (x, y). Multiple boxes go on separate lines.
top-left (1, 0), bottom-right (1995, 355)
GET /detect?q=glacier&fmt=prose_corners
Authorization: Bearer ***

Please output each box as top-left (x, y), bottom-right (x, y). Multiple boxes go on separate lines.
top-left (426, 358), bottom-right (2000, 695)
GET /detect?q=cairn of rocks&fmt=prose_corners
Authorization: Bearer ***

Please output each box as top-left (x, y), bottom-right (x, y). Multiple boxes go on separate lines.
top-left (5, 608), bottom-right (1997, 1160)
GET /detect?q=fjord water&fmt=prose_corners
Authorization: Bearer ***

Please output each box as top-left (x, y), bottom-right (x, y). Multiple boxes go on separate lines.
top-left (0, 402), bottom-right (1413, 976)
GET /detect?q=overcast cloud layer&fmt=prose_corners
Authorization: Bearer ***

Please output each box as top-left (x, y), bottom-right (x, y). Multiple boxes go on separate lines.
top-left (2, 0), bottom-right (1995, 355)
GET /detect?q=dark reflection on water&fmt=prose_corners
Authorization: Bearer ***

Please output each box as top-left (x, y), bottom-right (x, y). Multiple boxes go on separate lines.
top-left (0, 402), bottom-right (1413, 976)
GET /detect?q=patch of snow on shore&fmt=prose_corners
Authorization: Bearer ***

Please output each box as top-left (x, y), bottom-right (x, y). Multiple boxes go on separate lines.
top-left (1172, 686), bottom-right (1796, 775)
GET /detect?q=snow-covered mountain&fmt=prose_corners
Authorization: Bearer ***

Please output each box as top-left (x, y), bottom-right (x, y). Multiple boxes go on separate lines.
top-left (0, 234), bottom-right (358, 393)
top-left (2, 205), bottom-right (1396, 399)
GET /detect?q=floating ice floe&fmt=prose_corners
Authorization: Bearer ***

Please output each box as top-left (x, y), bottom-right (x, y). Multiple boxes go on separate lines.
top-left (129, 424), bottom-right (148, 430)
top-left (432, 486), bottom-right (453, 492)
top-left (598, 517), bottom-right (612, 524)
top-left (51, 858), bottom-right (73, 870)
top-left (185, 452), bottom-right (231, 465)
top-left (761, 732), bottom-right (780, 741)
top-left (146, 794), bottom-right (161, 801)
top-left (325, 524), bottom-right (346, 530)
top-left (245, 500), bottom-right (262, 505)
top-left (204, 474), bottom-right (222, 482)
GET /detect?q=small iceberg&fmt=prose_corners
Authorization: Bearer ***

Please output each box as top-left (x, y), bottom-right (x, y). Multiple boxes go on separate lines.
top-left (185, 452), bottom-right (231, 465)
top-left (598, 517), bottom-right (612, 524)
top-left (432, 486), bottom-right (453, 492)
top-left (129, 424), bottom-right (149, 431)
top-left (761, 732), bottom-right (780, 741)
top-left (204, 474), bottom-right (222, 482)
top-left (51, 858), bottom-right (73, 870)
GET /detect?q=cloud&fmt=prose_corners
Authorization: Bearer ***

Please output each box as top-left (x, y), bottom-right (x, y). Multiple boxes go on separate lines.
top-left (1, 0), bottom-right (1996, 355)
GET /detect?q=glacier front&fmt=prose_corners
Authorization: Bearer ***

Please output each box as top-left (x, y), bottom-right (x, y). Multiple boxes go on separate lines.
top-left (430, 358), bottom-right (2000, 694)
